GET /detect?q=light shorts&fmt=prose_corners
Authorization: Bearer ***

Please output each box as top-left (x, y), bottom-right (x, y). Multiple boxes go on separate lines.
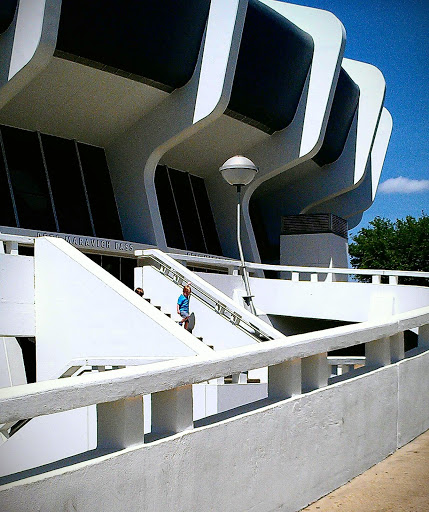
top-left (179, 310), bottom-right (189, 319)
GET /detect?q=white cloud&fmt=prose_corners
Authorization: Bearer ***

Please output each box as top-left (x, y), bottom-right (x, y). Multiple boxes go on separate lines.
top-left (379, 176), bottom-right (429, 194)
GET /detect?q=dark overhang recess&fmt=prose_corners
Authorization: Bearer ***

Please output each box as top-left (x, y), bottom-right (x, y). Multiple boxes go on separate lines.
top-left (228, 0), bottom-right (314, 133)
top-left (0, 0), bottom-right (18, 35)
top-left (312, 69), bottom-right (360, 167)
top-left (281, 214), bottom-right (348, 239)
top-left (55, 0), bottom-right (210, 91)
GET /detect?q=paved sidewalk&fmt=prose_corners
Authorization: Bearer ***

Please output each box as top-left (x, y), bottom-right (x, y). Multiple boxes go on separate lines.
top-left (301, 429), bottom-right (429, 512)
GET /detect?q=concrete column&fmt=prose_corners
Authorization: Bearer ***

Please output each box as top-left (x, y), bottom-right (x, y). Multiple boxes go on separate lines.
top-left (301, 353), bottom-right (329, 393)
top-left (268, 359), bottom-right (301, 399)
top-left (388, 275), bottom-right (399, 285)
top-left (5, 241), bottom-right (18, 255)
top-left (390, 332), bottom-right (405, 362)
top-left (134, 267), bottom-right (144, 290)
top-left (151, 385), bottom-right (193, 434)
top-left (97, 396), bottom-right (144, 450)
top-left (365, 337), bottom-right (391, 367)
top-left (418, 324), bottom-right (429, 349)
top-left (231, 373), bottom-right (247, 384)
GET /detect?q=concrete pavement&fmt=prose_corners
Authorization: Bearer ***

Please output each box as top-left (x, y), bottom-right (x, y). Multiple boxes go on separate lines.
top-left (301, 429), bottom-right (429, 512)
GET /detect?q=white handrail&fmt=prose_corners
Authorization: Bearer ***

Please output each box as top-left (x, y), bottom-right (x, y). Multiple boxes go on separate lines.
top-left (168, 252), bottom-right (429, 280)
top-left (1, 305), bottom-right (428, 424)
top-left (136, 249), bottom-right (282, 342)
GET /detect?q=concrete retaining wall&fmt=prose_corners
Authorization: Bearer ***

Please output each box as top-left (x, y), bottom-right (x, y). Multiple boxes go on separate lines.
top-left (1, 350), bottom-right (427, 512)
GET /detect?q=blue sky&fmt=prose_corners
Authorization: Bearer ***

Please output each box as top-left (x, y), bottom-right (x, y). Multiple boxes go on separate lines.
top-left (280, 0), bottom-right (429, 237)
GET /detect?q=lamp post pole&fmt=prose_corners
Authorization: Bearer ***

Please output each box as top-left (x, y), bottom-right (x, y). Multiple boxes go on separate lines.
top-left (235, 184), bottom-right (256, 315)
top-left (219, 155), bottom-right (258, 316)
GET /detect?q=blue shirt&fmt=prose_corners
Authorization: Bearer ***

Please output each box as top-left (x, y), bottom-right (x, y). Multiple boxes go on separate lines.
top-left (177, 294), bottom-right (189, 313)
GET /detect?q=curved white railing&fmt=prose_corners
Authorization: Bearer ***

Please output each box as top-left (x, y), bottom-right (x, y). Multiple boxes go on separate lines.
top-left (168, 252), bottom-right (429, 285)
top-left (1, 305), bottom-right (428, 426)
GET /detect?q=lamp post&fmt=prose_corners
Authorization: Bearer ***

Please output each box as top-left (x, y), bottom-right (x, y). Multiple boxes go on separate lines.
top-left (219, 155), bottom-right (258, 315)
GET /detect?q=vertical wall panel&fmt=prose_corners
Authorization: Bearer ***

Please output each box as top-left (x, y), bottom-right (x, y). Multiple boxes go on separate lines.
top-left (190, 175), bottom-right (222, 256)
top-left (41, 134), bottom-right (93, 236)
top-left (1, 126), bottom-right (56, 232)
top-left (0, 130), bottom-right (17, 227)
top-left (155, 165), bottom-right (186, 250)
top-left (169, 169), bottom-right (206, 253)
top-left (77, 143), bottom-right (123, 240)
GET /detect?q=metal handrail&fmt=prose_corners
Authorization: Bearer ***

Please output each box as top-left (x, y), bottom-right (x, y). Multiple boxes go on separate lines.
top-left (139, 252), bottom-right (273, 343)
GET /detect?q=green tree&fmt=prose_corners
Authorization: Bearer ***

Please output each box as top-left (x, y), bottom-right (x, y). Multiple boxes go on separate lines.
top-left (349, 213), bottom-right (429, 286)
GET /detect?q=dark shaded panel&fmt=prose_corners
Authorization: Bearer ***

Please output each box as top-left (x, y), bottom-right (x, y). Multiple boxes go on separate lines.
top-left (86, 253), bottom-right (102, 266)
top-left (228, 0), bottom-right (313, 132)
top-left (190, 175), bottom-right (222, 256)
top-left (0, 0), bottom-right (17, 34)
top-left (77, 143), bottom-right (123, 240)
top-left (56, 0), bottom-right (210, 90)
top-left (1, 126), bottom-right (56, 231)
top-left (313, 68), bottom-right (360, 166)
top-left (155, 165), bottom-right (185, 250)
top-left (120, 257), bottom-right (136, 289)
top-left (281, 214), bottom-right (348, 239)
top-left (41, 134), bottom-right (93, 236)
top-left (101, 255), bottom-right (120, 280)
top-left (16, 337), bottom-right (36, 384)
top-left (169, 169), bottom-right (206, 253)
top-left (249, 196), bottom-right (279, 264)
top-left (0, 130), bottom-right (16, 227)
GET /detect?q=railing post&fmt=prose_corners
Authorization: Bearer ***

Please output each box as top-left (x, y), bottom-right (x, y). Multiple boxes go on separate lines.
top-left (390, 332), bottom-right (405, 362)
top-left (151, 385), bottom-right (193, 434)
top-left (231, 373), bottom-right (247, 384)
top-left (5, 241), bottom-right (18, 255)
top-left (418, 324), bottom-right (429, 349)
top-left (268, 359), bottom-right (301, 399)
top-left (365, 337), bottom-right (391, 367)
top-left (389, 275), bottom-right (399, 285)
top-left (372, 275), bottom-right (381, 284)
top-left (97, 396), bottom-right (144, 450)
top-left (291, 272), bottom-right (299, 282)
top-left (301, 353), bottom-right (329, 392)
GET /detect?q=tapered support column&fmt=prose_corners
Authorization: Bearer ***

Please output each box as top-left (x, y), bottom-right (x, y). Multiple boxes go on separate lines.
top-left (152, 385), bottom-right (193, 434)
top-left (268, 359), bottom-right (301, 399)
top-left (301, 353), bottom-right (329, 392)
top-left (390, 332), bottom-right (405, 362)
top-left (366, 337), bottom-right (391, 367)
top-left (97, 396), bottom-right (144, 450)
top-left (418, 324), bottom-right (429, 350)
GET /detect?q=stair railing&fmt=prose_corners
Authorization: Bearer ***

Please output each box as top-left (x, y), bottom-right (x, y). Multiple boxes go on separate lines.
top-left (135, 249), bottom-right (281, 343)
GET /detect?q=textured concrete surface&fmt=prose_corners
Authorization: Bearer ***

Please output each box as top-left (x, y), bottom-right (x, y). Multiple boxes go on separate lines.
top-left (301, 429), bottom-right (429, 512)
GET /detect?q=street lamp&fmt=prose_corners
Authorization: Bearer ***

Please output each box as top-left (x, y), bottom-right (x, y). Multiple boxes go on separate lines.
top-left (219, 155), bottom-right (258, 315)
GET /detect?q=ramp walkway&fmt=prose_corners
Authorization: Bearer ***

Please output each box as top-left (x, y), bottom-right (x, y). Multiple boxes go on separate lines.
top-left (301, 428), bottom-right (429, 512)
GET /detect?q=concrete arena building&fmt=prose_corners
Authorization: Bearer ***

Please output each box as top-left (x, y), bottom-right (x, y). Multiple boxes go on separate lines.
top-left (0, 2), bottom-right (428, 512)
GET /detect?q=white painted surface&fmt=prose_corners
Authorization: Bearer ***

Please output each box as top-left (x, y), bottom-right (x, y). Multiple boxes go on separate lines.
top-left (0, 338), bottom-right (26, 388)
top-left (249, 275), bottom-right (429, 322)
top-left (0, 254), bottom-right (35, 336)
top-left (1, 352), bottom-right (427, 512)
top-left (139, 266), bottom-right (258, 350)
top-left (280, 233), bottom-right (348, 276)
top-left (0, 407), bottom-right (96, 478)
top-left (34, 238), bottom-right (209, 381)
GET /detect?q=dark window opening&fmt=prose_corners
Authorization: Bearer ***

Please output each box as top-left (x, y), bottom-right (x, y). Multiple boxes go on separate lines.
top-left (76, 143), bottom-right (123, 240)
top-left (41, 134), bottom-right (93, 236)
top-left (1, 125), bottom-right (56, 232)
